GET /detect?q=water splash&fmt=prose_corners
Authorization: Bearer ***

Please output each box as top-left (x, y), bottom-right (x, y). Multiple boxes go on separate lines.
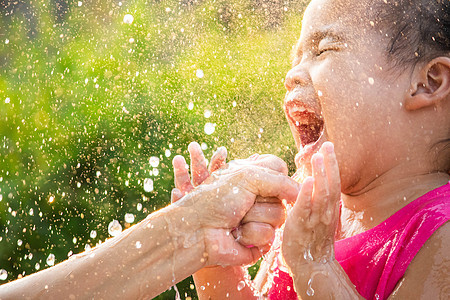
top-left (108, 220), bottom-right (122, 237)
top-left (143, 178), bottom-right (154, 192)
top-left (149, 156), bottom-right (160, 168)
top-left (124, 213), bottom-right (135, 224)
top-left (46, 253), bottom-right (55, 266)
top-left (0, 269), bottom-right (7, 280)
top-left (204, 123), bottom-right (215, 135)
top-left (237, 280), bottom-right (246, 291)
top-left (306, 278), bottom-right (315, 296)
top-left (135, 241), bottom-right (142, 249)
top-left (303, 245), bottom-right (314, 261)
top-left (123, 14), bottom-right (134, 24)
top-left (196, 69), bottom-right (204, 78)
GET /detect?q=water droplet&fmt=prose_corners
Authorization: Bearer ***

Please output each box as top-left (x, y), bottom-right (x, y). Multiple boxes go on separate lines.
top-left (204, 123), bottom-right (216, 135)
top-left (196, 69), bottom-right (204, 78)
top-left (165, 149), bottom-right (171, 157)
top-left (237, 280), bottom-right (246, 291)
top-left (48, 195), bottom-right (55, 203)
top-left (143, 178), bottom-right (154, 192)
top-left (303, 247), bottom-right (313, 261)
top-left (188, 102), bottom-right (194, 110)
top-left (4, 39), bottom-right (9, 45)
top-left (306, 278), bottom-right (315, 296)
top-left (135, 241), bottom-right (142, 249)
top-left (368, 77), bottom-right (374, 85)
top-left (35, 263), bottom-right (40, 270)
top-left (5, 97), bottom-right (10, 104)
top-left (149, 156), bottom-right (160, 168)
top-left (125, 213), bottom-right (135, 223)
top-left (0, 269), bottom-right (7, 280)
top-left (204, 110), bottom-right (211, 118)
top-left (45, 253), bottom-right (55, 267)
top-left (137, 203), bottom-right (143, 211)
top-left (108, 220), bottom-right (122, 237)
top-left (232, 101), bottom-right (237, 107)
top-left (232, 187), bottom-right (239, 194)
top-left (152, 168), bottom-right (159, 176)
top-left (17, 239), bottom-right (23, 246)
top-left (128, 37), bottom-right (134, 43)
top-left (201, 143), bottom-right (207, 150)
top-left (123, 14), bottom-right (134, 24)
top-left (317, 90), bottom-right (323, 97)
top-left (90, 230), bottom-right (97, 239)
top-left (77, 1), bottom-right (82, 6)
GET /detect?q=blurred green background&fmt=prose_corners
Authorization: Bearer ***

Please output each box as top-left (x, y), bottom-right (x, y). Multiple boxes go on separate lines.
top-left (0, 0), bottom-right (305, 298)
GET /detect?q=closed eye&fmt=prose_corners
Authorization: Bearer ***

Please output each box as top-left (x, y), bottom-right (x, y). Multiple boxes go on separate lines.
top-left (317, 46), bottom-right (338, 56)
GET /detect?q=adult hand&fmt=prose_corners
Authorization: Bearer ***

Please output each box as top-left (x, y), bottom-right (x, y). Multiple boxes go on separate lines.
top-left (171, 142), bottom-right (298, 266)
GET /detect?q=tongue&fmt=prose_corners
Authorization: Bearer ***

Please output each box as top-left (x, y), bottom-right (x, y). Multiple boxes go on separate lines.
top-left (299, 123), bottom-right (322, 147)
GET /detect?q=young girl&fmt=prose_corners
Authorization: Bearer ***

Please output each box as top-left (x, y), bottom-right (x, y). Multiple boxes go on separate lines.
top-left (172, 0), bottom-right (450, 298)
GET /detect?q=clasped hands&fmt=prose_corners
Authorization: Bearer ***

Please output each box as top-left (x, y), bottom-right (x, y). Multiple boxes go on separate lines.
top-left (170, 141), bottom-right (341, 273)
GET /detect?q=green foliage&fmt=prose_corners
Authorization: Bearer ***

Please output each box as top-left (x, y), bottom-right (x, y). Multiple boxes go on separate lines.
top-left (0, 0), bottom-right (304, 298)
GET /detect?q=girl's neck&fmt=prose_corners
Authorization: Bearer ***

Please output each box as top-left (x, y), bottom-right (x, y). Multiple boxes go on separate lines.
top-left (338, 171), bottom-right (449, 238)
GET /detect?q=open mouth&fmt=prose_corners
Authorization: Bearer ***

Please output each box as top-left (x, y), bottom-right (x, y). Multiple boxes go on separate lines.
top-left (286, 106), bottom-right (324, 148)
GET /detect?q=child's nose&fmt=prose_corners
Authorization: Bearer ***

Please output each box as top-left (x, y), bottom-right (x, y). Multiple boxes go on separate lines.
top-left (284, 66), bottom-right (309, 91)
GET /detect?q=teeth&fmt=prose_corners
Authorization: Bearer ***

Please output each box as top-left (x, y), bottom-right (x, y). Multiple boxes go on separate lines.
top-left (291, 105), bottom-right (314, 114)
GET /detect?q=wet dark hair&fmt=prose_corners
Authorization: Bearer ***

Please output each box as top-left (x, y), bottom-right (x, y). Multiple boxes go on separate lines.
top-left (377, 0), bottom-right (450, 67)
top-left (377, 0), bottom-right (450, 173)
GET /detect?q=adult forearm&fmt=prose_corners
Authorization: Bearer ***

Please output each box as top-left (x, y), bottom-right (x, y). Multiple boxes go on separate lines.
top-left (0, 204), bottom-right (206, 299)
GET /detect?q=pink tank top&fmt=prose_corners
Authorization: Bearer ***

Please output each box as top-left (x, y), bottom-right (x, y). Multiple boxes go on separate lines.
top-left (268, 182), bottom-right (450, 300)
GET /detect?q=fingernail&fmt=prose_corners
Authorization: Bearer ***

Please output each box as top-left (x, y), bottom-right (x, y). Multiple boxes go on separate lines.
top-left (324, 142), bottom-right (334, 153)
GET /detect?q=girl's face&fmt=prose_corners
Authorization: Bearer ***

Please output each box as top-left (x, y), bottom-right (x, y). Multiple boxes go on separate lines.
top-left (284, 0), bottom-right (415, 193)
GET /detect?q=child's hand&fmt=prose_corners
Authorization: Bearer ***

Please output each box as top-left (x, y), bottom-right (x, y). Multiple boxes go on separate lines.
top-left (282, 141), bottom-right (341, 268)
top-left (171, 142), bottom-right (227, 202)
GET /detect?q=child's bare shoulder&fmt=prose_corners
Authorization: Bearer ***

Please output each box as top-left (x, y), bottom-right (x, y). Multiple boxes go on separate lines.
top-left (389, 223), bottom-right (450, 299)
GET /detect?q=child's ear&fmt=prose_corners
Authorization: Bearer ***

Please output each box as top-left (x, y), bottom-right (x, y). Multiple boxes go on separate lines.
top-left (406, 57), bottom-right (450, 111)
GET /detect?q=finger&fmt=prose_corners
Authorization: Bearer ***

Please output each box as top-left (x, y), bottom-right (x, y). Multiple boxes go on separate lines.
top-left (188, 142), bottom-right (209, 186)
top-left (242, 203), bottom-right (286, 228)
top-left (171, 188), bottom-right (184, 203)
top-left (233, 222), bottom-right (275, 248)
top-left (231, 154), bottom-right (288, 175)
top-left (208, 146), bottom-right (227, 173)
top-left (319, 142), bottom-right (341, 225)
top-left (291, 176), bottom-right (314, 223)
top-left (320, 142), bottom-right (340, 202)
top-left (311, 153), bottom-right (330, 225)
top-left (172, 155), bottom-right (194, 194)
top-left (239, 166), bottom-right (301, 204)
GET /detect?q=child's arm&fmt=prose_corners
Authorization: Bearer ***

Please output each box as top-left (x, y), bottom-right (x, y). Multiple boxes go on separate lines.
top-left (282, 142), bottom-right (364, 299)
